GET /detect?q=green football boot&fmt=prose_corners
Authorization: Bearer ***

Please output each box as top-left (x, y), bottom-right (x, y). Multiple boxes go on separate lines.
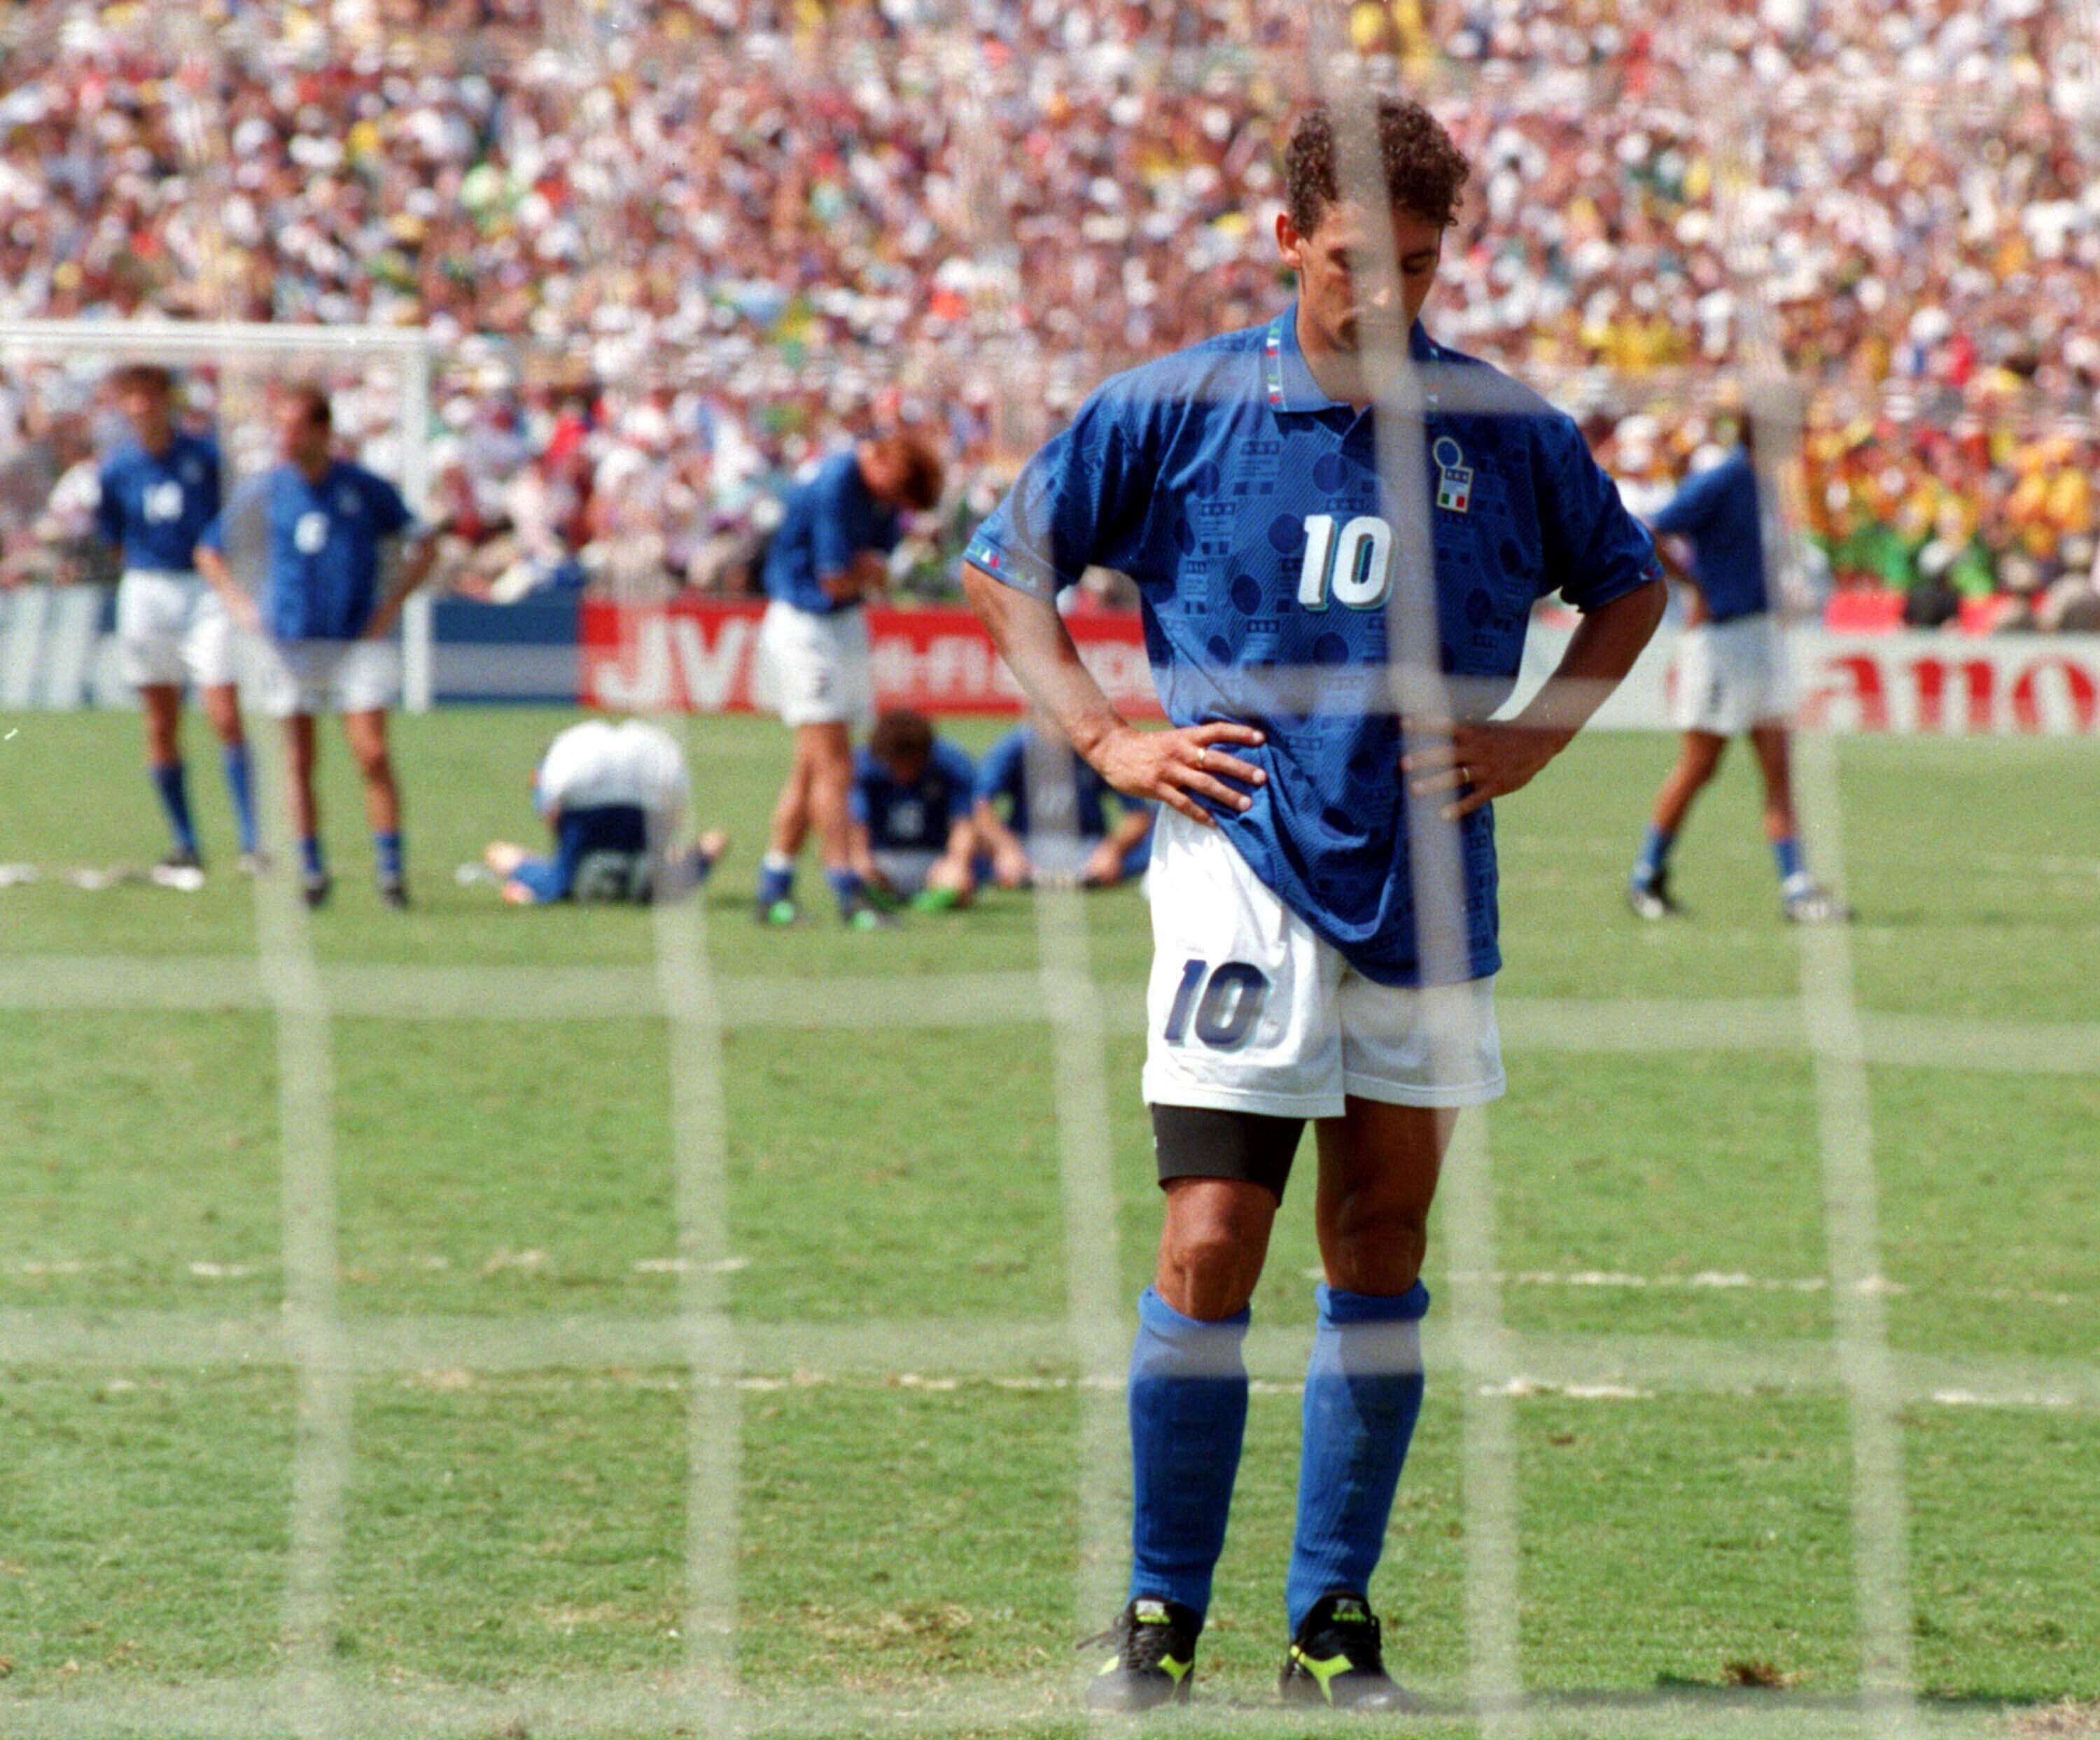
top-left (1081, 1597), bottom-right (1200, 1712)
top-left (1280, 1593), bottom-right (1418, 1711)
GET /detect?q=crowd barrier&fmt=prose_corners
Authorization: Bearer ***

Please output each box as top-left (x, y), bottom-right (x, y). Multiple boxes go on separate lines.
top-left (1, 587), bottom-right (2095, 736)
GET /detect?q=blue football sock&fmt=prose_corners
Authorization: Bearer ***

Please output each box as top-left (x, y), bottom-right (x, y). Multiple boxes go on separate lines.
top-left (1128, 1286), bottom-right (1250, 1619)
top-left (150, 761), bottom-right (197, 856)
top-left (690, 846), bottom-right (720, 885)
top-left (300, 835), bottom-right (326, 880)
top-left (757, 852), bottom-right (794, 908)
top-left (1772, 836), bottom-right (1805, 885)
top-left (825, 864), bottom-right (865, 915)
top-left (220, 744), bottom-right (258, 855)
top-left (1632, 822), bottom-right (1674, 888)
top-left (1286, 1282), bottom-right (1429, 1634)
top-left (374, 830), bottom-right (403, 885)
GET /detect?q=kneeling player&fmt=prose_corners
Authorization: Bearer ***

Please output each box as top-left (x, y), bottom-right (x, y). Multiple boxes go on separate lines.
top-left (483, 717), bottom-right (727, 905)
top-left (972, 714), bottom-right (1154, 890)
top-left (197, 386), bottom-right (435, 910)
top-left (847, 708), bottom-right (978, 910)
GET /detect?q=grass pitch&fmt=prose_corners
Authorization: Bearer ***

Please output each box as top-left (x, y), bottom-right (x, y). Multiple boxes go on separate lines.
top-left (0, 707), bottom-right (2094, 1738)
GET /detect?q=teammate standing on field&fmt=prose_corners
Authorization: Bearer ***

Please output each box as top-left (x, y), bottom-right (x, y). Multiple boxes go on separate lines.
top-left (196, 386), bottom-right (435, 910)
top-left (94, 365), bottom-right (261, 877)
top-left (1626, 417), bottom-right (1849, 923)
top-left (752, 432), bottom-right (943, 929)
top-left (965, 100), bottom-right (1666, 1711)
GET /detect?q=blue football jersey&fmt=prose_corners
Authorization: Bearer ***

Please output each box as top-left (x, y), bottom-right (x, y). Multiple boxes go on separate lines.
top-left (763, 449), bottom-right (901, 616)
top-left (94, 430), bottom-right (220, 572)
top-left (203, 461), bottom-right (414, 642)
top-left (967, 304), bottom-right (1662, 985)
top-left (1648, 449), bottom-right (1770, 623)
top-left (851, 740), bottom-right (976, 850)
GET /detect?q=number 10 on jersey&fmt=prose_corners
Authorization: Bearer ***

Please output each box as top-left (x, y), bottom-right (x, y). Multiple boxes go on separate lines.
top-left (1296, 514), bottom-right (1395, 610)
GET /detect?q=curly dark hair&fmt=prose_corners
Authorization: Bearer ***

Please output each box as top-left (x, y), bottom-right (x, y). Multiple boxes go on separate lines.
top-left (1284, 98), bottom-right (1471, 236)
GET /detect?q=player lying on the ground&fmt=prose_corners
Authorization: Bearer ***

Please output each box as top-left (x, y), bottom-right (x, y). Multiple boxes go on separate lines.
top-left (481, 717), bottom-right (727, 905)
top-left (971, 713), bottom-right (1155, 890)
top-left (93, 364), bottom-right (261, 879)
top-left (846, 708), bottom-right (979, 911)
top-left (965, 98), bottom-right (1665, 1713)
top-left (1626, 414), bottom-right (1849, 924)
top-left (752, 430), bottom-right (944, 930)
top-left (195, 384), bottom-right (436, 911)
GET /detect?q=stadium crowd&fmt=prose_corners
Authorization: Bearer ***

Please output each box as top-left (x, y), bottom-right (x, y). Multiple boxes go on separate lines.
top-left (1, 0), bottom-right (2097, 621)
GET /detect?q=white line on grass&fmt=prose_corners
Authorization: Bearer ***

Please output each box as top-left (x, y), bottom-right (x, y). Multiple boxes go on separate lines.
top-left (1793, 731), bottom-right (1922, 1740)
top-left (654, 727), bottom-right (743, 1733)
top-left (246, 728), bottom-right (349, 1740)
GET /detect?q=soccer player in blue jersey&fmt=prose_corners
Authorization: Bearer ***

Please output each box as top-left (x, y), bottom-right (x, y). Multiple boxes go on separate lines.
top-left (752, 432), bottom-right (943, 929)
top-left (846, 708), bottom-right (979, 910)
top-left (964, 100), bottom-right (1667, 1711)
top-left (1627, 416), bottom-right (1849, 924)
top-left (971, 715), bottom-right (1155, 890)
top-left (94, 365), bottom-right (260, 877)
top-left (197, 386), bottom-right (435, 910)
top-left (482, 717), bottom-right (727, 906)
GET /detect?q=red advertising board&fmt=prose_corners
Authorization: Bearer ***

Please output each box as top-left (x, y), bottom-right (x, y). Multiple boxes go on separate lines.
top-left (581, 600), bottom-right (1163, 717)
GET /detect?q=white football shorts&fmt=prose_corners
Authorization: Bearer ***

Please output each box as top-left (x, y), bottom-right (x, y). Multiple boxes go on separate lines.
top-left (756, 599), bottom-right (874, 728)
top-left (1140, 807), bottom-right (1504, 1120)
top-left (1672, 615), bottom-right (1796, 736)
top-left (871, 847), bottom-right (941, 897)
top-left (115, 570), bottom-right (237, 689)
top-left (255, 638), bottom-right (402, 718)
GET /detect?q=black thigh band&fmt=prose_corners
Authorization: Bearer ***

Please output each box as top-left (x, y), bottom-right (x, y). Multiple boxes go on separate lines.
top-left (1150, 1104), bottom-right (1307, 1201)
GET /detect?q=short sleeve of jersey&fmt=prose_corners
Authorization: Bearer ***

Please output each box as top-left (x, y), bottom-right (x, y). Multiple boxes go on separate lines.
top-left (1648, 463), bottom-right (1726, 540)
top-left (973, 730), bottom-right (1025, 808)
top-left (932, 740), bottom-right (976, 796)
top-left (364, 470), bottom-right (414, 538)
top-left (965, 383), bottom-right (1152, 601)
top-left (1534, 413), bottom-right (1665, 612)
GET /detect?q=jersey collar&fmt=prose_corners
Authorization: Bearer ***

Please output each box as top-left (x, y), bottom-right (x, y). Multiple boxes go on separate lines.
top-left (1265, 302), bottom-right (1443, 416)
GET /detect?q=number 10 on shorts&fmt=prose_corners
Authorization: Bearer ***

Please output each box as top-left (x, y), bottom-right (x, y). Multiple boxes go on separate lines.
top-left (1163, 958), bottom-right (1271, 1051)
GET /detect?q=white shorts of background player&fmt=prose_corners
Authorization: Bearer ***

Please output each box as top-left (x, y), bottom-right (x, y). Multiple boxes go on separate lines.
top-left (755, 599), bottom-right (874, 728)
top-left (253, 638), bottom-right (402, 718)
top-left (1140, 807), bottom-right (1505, 1121)
top-left (115, 569), bottom-right (237, 689)
top-left (1671, 615), bottom-right (1797, 736)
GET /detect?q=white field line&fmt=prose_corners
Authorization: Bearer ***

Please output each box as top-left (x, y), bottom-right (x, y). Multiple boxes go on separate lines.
top-left (653, 731), bottom-right (741, 1730)
top-left (245, 740), bottom-right (348, 1740)
top-left (6, 1310), bottom-right (2098, 1409)
top-left (1030, 880), bottom-right (1131, 1663)
top-left (4, 956), bottom-right (2094, 1074)
top-left (1793, 731), bottom-right (1921, 1740)
top-left (0, 1673), bottom-right (2037, 1740)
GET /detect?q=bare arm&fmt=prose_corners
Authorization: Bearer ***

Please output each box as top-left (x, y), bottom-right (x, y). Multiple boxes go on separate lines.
top-left (194, 545), bottom-right (260, 634)
top-left (960, 561), bottom-right (1266, 827)
top-left (1084, 801), bottom-right (1156, 888)
top-left (820, 549), bottom-right (888, 606)
top-left (1403, 577), bottom-right (1667, 821)
top-left (363, 534), bottom-right (441, 640)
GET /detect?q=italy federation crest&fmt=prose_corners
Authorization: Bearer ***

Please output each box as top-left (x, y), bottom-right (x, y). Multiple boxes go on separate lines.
top-left (1433, 436), bottom-right (1473, 513)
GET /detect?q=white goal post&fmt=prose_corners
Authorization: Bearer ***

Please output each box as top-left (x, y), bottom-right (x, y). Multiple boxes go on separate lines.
top-left (0, 318), bottom-right (437, 711)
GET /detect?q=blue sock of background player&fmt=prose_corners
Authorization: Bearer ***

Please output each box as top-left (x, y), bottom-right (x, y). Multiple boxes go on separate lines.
top-left (824, 864), bottom-right (865, 917)
top-left (149, 760), bottom-right (197, 858)
top-left (374, 829), bottom-right (404, 887)
top-left (757, 851), bottom-right (794, 910)
top-left (221, 743), bottom-right (258, 856)
top-left (1284, 1281), bottom-right (1429, 1632)
top-left (1631, 820), bottom-right (1673, 890)
top-left (1126, 1286), bottom-right (1250, 1617)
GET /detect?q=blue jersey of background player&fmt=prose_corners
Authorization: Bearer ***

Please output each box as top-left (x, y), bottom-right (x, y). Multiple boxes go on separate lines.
top-left (963, 99), bottom-right (1665, 1711)
top-left (846, 707), bottom-right (979, 910)
top-left (971, 718), bottom-right (1154, 890)
top-left (97, 425), bottom-right (221, 575)
top-left (198, 386), bottom-right (435, 911)
top-left (94, 365), bottom-right (257, 876)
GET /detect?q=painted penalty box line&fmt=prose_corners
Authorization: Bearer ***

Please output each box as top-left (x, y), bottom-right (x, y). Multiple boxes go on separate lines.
top-left (2, 957), bottom-right (2097, 1076)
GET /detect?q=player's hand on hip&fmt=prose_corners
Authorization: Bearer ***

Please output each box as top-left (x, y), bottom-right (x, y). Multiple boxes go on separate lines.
top-left (1401, 718), bottom-right (1569, 822)
top-left (1091, 721), bottom-right (1266, 828)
